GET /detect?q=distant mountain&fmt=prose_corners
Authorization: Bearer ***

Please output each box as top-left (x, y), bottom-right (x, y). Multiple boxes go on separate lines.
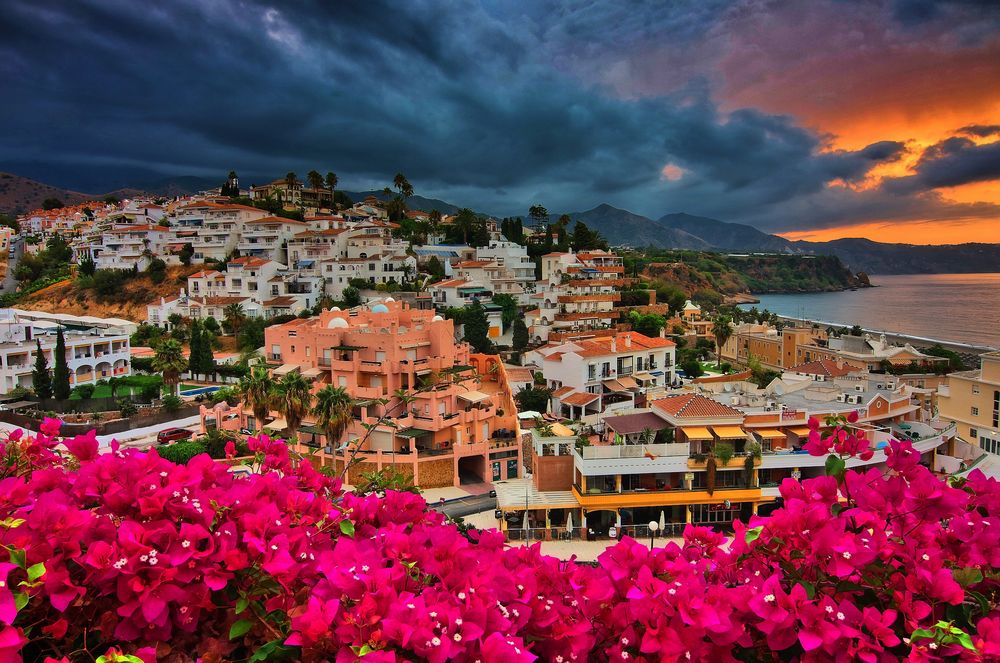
top-left (0, 172), bottom-right (95, 215)
top-left (342, 190), bottom-right (462, 215)
top-left (564, 204), bottom-right (710, 249)
top-left (573, 204), bottom-right (1000, 275)
top-left (793, 238), bottom-right (1000, 275)
top-left (0, 172), bottom-right (218, 215)
top-left (656, 212), bottom-right (796, 253)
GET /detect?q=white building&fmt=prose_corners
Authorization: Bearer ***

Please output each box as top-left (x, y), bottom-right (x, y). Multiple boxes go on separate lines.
top-left (0, 310), bottom-right (131, 395)
top-left (525, 331), bottom-right (676, 420)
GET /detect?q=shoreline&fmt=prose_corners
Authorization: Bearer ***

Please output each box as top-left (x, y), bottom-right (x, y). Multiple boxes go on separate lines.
top-left (765, 313), bottom-right (997, 355)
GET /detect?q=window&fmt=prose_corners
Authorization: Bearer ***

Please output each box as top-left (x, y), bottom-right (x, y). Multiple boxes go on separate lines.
top-left (588, 364), bottom-right (596, 381)
top-left (972, 406), bottom-right (979, 416)
top-left (981, 437), bottom-right (1000, 455)
top-left (973, 385), bottom-right (980, 394)
top-left (970, 428), bottom-right (978, 439)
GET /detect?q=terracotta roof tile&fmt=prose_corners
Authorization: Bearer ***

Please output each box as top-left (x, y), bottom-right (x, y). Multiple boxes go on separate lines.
top-left (651, 393), bottom-right (744, 419)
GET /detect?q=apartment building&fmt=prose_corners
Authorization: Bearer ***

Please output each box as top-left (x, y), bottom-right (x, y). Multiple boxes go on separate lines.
top-left (236, 217), bottom-right (309, 261)
top-left (474, 240), bottom-right (536, 303)
top-left (250, 179), bottom-right (334, 209)
top-left (251, 299), bottom-right (522, 488)
top-left (172, 201), bottom-right (271, 262)
top-left (525, 331), bottom-right (676, 420)
top-left (525, 250), bottom-right (625, 343)
top-left (0, 310), bottom-right (131, 394)
top-left (795, 333), bottom-right (949, 372)
top-left (721, 324), bottom-right (824, 371)
top-left (497, 368), bottom-right (956, 538)
top-left (938, 351), bottom-right (1000, 454)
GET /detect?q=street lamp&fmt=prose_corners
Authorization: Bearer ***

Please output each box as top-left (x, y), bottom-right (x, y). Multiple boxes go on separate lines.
top-left (648, 520), bottom-right (659, 550)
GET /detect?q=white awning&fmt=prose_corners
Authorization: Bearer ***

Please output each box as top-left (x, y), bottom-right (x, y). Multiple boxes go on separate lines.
top-left (301, 367), bottom-right (323, 379)
top-left (273, 364), bottom-right (299, 376)
top-left (458, 390), bottom-right (492, 404)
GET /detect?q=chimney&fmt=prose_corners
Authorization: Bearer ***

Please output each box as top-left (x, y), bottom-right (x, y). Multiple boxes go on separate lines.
top-left (611, 337), bottom-right (617, 353)
top-left (625, 334), bottom-right (632, 349)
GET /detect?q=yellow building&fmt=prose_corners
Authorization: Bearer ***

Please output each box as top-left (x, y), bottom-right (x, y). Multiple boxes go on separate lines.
top-left (939, 351), bottom-right (1000, 454)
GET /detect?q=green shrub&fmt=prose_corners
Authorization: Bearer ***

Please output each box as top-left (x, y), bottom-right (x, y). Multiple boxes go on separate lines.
top-left (157, 440), bottom-right (208, 464)
top-left (117, 398), bottom-right (138, 418)
top-left (73, 384), bottom-right (96, 399)
top-left (161, 394), bottom-right (182, 412)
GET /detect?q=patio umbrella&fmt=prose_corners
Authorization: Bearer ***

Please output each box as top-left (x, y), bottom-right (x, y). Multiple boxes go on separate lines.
top-left (616, 511), bottom-right (622, 527)
top-left (659, 510), bottom-right (666, 532)
top-left (566, 511), bottom-right (574, 536)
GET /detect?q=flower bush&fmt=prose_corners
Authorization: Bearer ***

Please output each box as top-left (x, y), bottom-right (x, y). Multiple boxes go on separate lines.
top-left (0, 415), bottom-right (998, 661)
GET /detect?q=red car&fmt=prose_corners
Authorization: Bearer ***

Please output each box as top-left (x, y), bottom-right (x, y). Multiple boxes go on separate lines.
top-left (157, 428), bottom-right (193, 445)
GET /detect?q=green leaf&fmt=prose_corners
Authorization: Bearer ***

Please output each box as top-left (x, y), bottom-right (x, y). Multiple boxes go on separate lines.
top-left (236, 597), bottom-right (249, 614)
top-left (26, 562), bottom-right (45, 581)
top-left (951, 567), bottom-right (983, 588)
top-left (954, 630), bottom-right (976, 651)
top-left (340, 519), bottom-right (355, 537)
top-left (909, 628), bottom-right (935, 641)
top-left (0, 518), bottom-right (25, 529)
top-left (248, 640), bottom-right (283, 663)
top-left (359, 644), bottom-right (373, 656)
top-left (229, 619), bottom-right (253, 640)
top-left (9, 547), bottom-right (25, 569)
top-left (14, 592), bottom-right (28, 611)
top-left (825, 455), bottom-right (845, 480)
top-left (744, 526), bottom-right (763, 544)
top-left (797, 580), bottom-right (816, 599)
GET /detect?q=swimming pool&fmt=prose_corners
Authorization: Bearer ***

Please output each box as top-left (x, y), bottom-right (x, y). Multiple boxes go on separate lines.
top-left (179, 386), bottom-right (222, 397)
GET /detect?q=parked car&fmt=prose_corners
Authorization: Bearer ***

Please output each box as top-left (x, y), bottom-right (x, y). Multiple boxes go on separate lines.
top-left (156, 428), bottom-right (193, 445)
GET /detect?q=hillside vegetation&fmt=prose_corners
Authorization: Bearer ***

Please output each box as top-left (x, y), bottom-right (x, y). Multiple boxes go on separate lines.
top-left (627, 249), bottom-right (868, 302)
top-left (18, 265), bottom-right (199, 320)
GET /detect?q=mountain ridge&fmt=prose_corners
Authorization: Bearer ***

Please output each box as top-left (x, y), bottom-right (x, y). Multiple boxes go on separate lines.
top-left (1, 171), bottom-right (996, 274)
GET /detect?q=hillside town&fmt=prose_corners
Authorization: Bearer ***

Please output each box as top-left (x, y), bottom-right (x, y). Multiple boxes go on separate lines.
top-left (0, 173), bottom-right (995, 547)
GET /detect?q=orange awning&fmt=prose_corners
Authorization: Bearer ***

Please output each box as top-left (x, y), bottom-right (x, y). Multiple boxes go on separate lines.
top-left (785, 426), bottom-right (812, 436)
top-left (753, 428), bottom-right (787, 439)
top-left (711, 426), bottom-right (746, 439)
top-left (616, 376), bottom-right (639, 390)
top-left (682, 426), bottom-right (713, 440)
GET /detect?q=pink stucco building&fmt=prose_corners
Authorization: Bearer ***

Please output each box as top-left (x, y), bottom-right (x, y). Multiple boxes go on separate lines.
top-left (231, 299), bottom-right (523, 488)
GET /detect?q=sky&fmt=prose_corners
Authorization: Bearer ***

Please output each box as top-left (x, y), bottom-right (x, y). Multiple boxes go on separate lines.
top-left (0, 0), bottom-right (998, 244)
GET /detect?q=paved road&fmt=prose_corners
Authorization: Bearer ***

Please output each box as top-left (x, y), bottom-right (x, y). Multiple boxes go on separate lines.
top-left (0, 415), bottom-right (203, 451)
top-left (1, 236), bottom-right (22, 294)
top-left (430, 493), bottom-right (497, 519)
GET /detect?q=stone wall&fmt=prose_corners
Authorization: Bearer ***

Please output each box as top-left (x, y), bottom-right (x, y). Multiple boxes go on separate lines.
top-left (418, 458), bottom-right (455, 488)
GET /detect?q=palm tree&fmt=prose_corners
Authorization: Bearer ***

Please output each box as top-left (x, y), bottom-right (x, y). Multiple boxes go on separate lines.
top-left (307, 169), bottom-right (323, 191)
top-left (393, 173), bottom-right (413, 199)
top-left (325, 171), bottom-right (338, 207)
top-left (237, 365), bottom-right (274, 431)
top-left (272, 371), bottom-right (312, 440)
top-left (712, 315), bottom-right (733, 368)
top-left (312, 385), bottom-right (354, 449)
top-left (152, 339), bottom-right (187, 397)
top-left (284, 171), bottom-right (298, 190)
top-left (223, 303), bottom-right (247, 336)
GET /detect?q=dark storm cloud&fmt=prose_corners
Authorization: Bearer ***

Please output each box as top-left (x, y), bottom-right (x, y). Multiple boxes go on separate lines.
top-left (958, 125), bottom-right (1000, 138)
top-left (0, 0), bottom-right (997, 233)
top-left (885, 137), bottom-right (1000, 193)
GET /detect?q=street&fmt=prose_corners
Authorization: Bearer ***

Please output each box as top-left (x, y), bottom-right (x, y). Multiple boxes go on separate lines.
top-left (429, 492), bottom-right (497, 519)
top-left (1, 235), bottom-right (23, 294)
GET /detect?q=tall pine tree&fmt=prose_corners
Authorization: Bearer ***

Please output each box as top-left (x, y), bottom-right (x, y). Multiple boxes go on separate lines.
top-left (32, 339), bottom-right (52, 399)
top-left (188, 318), bottom-right (202, 380)
top-left (52, 327), bottom-right (71, 400)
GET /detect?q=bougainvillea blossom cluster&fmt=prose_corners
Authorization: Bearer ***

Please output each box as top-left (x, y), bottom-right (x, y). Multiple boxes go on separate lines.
top-left (0, 415), bottom-right (998, 661)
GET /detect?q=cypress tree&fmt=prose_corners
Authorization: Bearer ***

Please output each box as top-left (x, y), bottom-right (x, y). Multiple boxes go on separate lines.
top-left (462, 300), bottom-right (495, 354)
top-left (52, 327), bottom-right (71, 400)
top-left (188, 319), bottom-right (202, 380)
top-left (512, 317), bottom-right (529, 351)
top-left (200, 328), bottom-right (216, 378)
top-left (32, 339), bottom-right (52, 399)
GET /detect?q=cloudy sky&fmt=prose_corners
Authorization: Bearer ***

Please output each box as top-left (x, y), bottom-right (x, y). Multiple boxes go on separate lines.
top-left (1, 0), bottom-right (998, 243)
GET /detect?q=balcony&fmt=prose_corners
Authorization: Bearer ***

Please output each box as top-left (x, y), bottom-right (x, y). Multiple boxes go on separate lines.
top-left (572, 485), bottom-right (763, 509)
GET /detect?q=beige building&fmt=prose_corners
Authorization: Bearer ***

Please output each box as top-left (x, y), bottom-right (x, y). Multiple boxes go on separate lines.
top-left (938, 351), bottom-right (1000, 454)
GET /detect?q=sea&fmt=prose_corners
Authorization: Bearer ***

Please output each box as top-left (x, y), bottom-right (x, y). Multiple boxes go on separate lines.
top-left (743, 273), bottom-right (1000, 350)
